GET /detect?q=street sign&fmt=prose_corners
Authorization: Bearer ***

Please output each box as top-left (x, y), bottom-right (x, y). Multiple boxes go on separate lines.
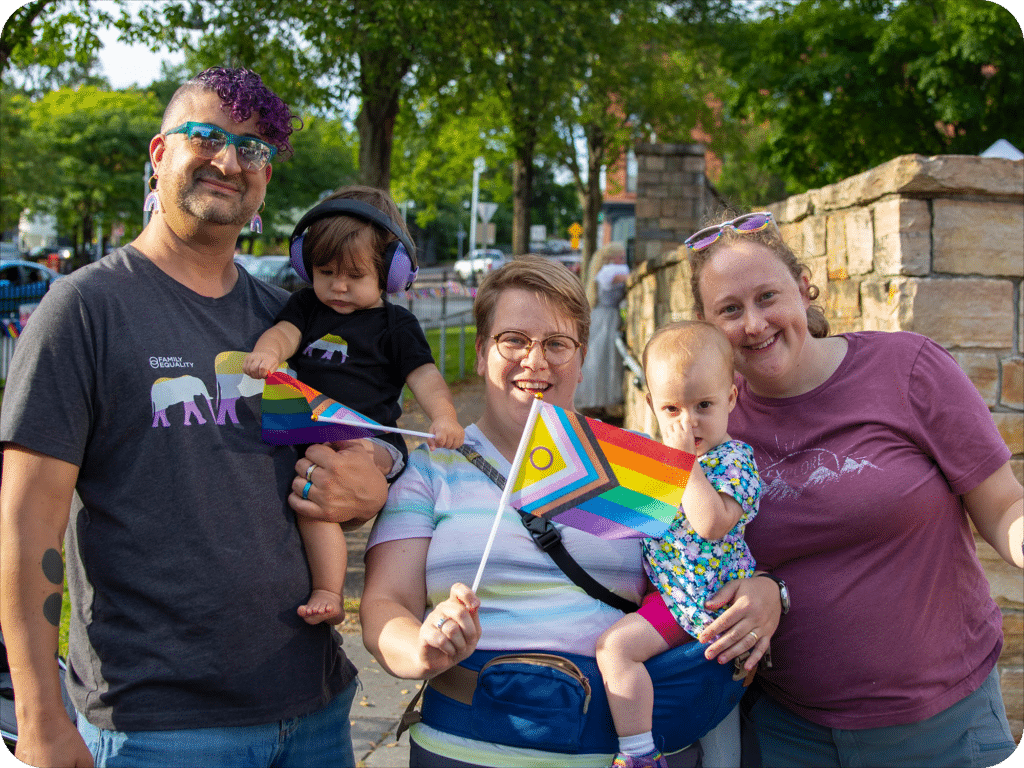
top-left (568, 222), bottom-right (582, 249)
top-left (478, 202), bottom-right (498, 223)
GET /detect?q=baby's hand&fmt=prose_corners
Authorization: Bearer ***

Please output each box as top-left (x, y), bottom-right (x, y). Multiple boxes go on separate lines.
top-left (662, 419), bottom-right (696, 454)
top-left (243, 351), bottom-right (280, 380)
top-left (428, 417), bottom-right (465, 450)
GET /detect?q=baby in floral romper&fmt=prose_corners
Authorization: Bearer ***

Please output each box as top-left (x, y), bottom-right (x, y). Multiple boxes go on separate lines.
top-left (596, 321), bottom-right (760, 768)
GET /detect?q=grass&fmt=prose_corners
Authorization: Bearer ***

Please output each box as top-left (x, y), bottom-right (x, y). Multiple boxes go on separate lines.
top-left (424, 324), bottom-right (477, 384)
top-left (60, 587), bottom-right (70, 658)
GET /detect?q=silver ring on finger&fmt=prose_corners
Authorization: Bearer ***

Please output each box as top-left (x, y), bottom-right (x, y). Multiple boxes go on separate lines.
top-left (305, 463), bottom-right (317, 482)
top-left (434, 616), bottom-right (449, 630)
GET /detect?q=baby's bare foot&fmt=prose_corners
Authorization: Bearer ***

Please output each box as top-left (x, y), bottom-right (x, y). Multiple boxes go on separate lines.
top-left (297, 589), bottom-right (345, 625)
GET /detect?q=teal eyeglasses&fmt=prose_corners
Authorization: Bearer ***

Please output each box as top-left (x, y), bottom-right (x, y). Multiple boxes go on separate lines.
top-left (164, 122), bottom-right (277, 171)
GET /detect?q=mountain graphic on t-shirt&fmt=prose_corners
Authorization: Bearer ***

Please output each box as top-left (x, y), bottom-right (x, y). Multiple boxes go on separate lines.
top-left (765, 477), bottom-right (800, 500)
top-left (762, 450), bottom-right (880, 500)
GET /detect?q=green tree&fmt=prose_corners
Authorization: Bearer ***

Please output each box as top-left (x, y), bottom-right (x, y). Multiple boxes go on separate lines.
top-left (257, 114), bottom-right (360, 243)
top-left (530, 159), bottom-right (582, 247)
top-left (457, 0), bottom-right (594, 254)
top-left (20, 86), bottom-right (162, 256)
top-left (720, 0), bottom-right (1024, 193)
top-left (1, 0), bottom-right (116, 94)
top-left (543, 0), bottom-right (741, 283)
top-left (391, 89), bottom-right (514, 260)
top-left (0, 86), bottom-right (37, 234)
top-left (121, 0), bottom-right (469, 193)
top-left (392, 90), bottom-right (582, 263)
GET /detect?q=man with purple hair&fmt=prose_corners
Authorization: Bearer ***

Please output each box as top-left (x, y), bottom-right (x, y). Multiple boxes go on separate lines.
top-left (0, 67), bottom-right (386, 767)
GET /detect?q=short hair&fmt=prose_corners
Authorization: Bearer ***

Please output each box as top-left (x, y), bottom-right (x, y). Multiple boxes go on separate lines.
top-left (474, 255), bottom-right (591, 347)
top-left (687, 209), bottom-right (829, 338)
top-left (305, 186), bottom-right (412, 291)
top-left (162, 67), bottom-right (300, 157)
top-left (642, 320), bottom-right (734, 383)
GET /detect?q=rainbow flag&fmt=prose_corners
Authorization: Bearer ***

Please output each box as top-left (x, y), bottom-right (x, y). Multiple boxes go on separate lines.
top-left (261, 372), bottom-right (433, 445)
top-left (261, 372), bottom-right (384, 445)
top-left (508, 398), bottom-right (694, 539)
top-left (1, 319), bottom-right (21, 339)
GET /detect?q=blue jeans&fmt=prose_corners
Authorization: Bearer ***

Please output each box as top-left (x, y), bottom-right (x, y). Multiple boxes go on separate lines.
top-left (79, 678), bottom-right (358, 767)
top-left (746, 667), bottom-right (1016, 768)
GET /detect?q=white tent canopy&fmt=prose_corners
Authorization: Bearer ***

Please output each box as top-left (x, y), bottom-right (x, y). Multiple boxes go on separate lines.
top-left (980, 139), bottom-right (1023, 160)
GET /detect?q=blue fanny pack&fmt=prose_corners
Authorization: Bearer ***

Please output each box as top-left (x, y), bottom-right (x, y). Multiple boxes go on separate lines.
top-left (408, 644), bottom-right (744, 754)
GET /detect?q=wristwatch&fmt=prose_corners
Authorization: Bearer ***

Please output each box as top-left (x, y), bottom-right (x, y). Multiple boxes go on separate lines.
top-left (756, 573), bottom-right (790, 615)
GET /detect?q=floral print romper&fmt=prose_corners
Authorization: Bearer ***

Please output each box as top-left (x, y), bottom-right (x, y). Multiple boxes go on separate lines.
top-left (642, 439), bottom-right (761, 636)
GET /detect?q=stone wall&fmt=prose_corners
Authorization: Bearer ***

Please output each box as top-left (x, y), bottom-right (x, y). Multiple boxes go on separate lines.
top-left (622, 150), bottom-right (1024, 738)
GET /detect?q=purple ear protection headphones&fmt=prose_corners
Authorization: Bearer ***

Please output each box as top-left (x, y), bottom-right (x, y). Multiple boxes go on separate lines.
top-left (289, 198), bottom-right (419, 294)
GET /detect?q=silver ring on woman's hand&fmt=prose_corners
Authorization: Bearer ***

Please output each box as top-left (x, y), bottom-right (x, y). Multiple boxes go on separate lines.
top-left (747, 630), bottom-right (759, 643)
top-left (301, 480), bottom-right (313, 500)
top-left (305, 463), bottom-right (317, 481)
top-left (434, 616), bottom-right (449, 630)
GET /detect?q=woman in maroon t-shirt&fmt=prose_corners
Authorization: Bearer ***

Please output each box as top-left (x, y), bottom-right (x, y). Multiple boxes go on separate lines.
top-left (683, 210), bottom-right (1022, 768)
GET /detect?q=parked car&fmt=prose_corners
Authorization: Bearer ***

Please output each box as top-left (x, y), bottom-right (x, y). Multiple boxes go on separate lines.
top-left (233, 253), bottom-right (259, 271)
top-left (532, 239), bottom-right (574, 255)
top-left (453, 249), bottom-right (507, 282)
top-left (244, 255), bottom-right (306, 292)
top-left (543, 253), bottom-right (582, 275)
top-left (0, 258), bottom-right (62, 319)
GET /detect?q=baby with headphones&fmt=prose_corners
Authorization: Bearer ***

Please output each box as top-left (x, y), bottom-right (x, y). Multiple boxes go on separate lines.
top-left (244, 186), bottom-right (464, 624)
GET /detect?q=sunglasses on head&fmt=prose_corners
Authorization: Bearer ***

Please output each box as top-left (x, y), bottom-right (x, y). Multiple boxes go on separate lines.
top-left (684, 212), bottom-right (776, 252)
top-left (164, 122), bottom-right (277, 172)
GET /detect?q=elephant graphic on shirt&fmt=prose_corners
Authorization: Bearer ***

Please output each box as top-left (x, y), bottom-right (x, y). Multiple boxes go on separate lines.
top-left (303, 333), bottom-right (348, 363)
top-left (213, 351), bottom-right (267, 425)
top-left (151, 375), bottom-right (214, 427)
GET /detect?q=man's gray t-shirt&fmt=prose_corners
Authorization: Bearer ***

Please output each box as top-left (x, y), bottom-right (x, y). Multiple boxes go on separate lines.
top-left (0, 246), bottom-right (355, 730)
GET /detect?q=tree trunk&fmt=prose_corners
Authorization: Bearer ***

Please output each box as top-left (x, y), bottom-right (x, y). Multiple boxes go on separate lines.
top-left (511, 155), bottom-right (533, 255)
top-left (81, 214), bottom-right (93, 262)
top-left (581, 126), bottom-right (606, 305)
top-left (355, 94), bottom-right (397, 192)
top-left (354, 41), bottom-right (410, 192)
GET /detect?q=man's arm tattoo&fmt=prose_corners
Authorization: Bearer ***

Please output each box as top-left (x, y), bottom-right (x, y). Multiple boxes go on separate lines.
top-left (41, 548), bottom-right (64, 627)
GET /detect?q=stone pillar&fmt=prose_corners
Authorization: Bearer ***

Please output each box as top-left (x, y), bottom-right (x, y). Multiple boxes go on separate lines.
top-left (633, 143), bottom-right (709, 263)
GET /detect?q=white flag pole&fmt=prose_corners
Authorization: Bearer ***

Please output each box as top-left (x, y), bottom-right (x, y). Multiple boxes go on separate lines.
top-left (312, 412), bottom-right (435, 439)
top-left (471, 394), bottom-right (544, 592)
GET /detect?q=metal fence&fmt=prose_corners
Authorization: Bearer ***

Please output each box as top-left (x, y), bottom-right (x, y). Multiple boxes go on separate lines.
top-left (389, 283), bottom-right (476, 382)
top-left (0, 336), bottom-right (15, 382)
top-left (1, 280), bottom-right (479, 385)
top-left (0, 283), bottom-right (49, 320)
top-left (1, 283), bottom-right (51, 383)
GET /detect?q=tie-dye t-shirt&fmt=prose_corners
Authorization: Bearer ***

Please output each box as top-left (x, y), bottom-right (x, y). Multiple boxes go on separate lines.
top-left (642, 439), bottom-right (760, 636)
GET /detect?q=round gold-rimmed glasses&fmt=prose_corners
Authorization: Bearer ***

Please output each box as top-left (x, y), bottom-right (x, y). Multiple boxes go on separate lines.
top-left (491, 331), bottom-right (581, 366)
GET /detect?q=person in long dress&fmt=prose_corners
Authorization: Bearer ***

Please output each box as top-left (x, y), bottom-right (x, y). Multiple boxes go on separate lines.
top-left (576, 242), bottom-right (629, 415)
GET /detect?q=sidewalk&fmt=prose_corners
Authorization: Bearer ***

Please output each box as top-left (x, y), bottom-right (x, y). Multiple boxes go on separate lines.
top-left (340, 521), bottom-right (415, 768)
top-left (342, 377), bottom-right (486, 767)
